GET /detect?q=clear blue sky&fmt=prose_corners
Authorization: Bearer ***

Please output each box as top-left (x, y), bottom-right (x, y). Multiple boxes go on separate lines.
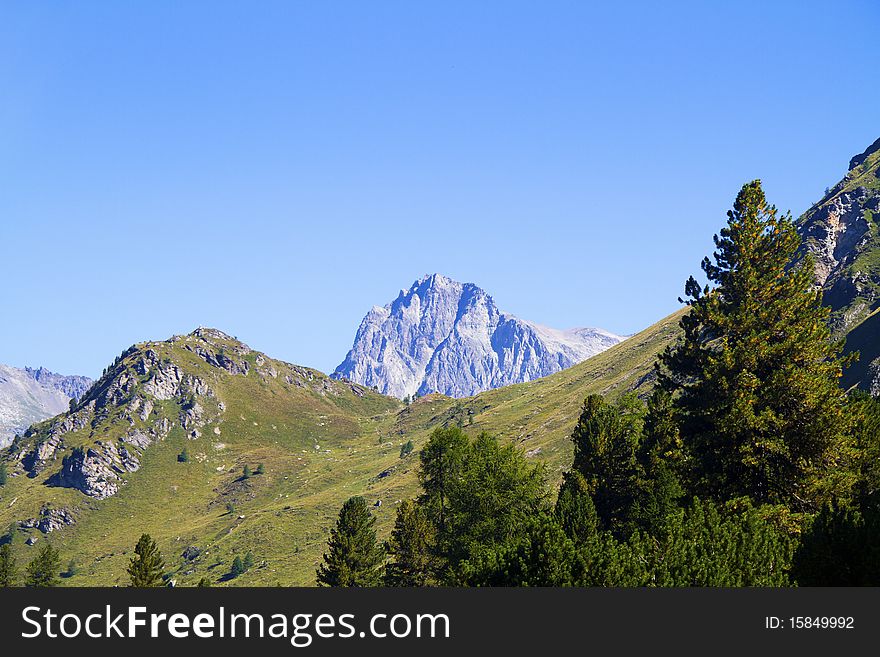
top-left (2, 1), bottom-right (878, 378)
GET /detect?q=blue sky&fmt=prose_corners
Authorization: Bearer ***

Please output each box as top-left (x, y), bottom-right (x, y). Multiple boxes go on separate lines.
top-left (1, 1), bottom-right (878, 378)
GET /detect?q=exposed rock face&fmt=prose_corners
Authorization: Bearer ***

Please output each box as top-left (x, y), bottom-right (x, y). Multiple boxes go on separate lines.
top-left (0, 365), bottom-right (93, 448)
top-left (797, 136), bottom-right (880, 394)
top-left (869, 359), bottom-right (880, 397)
top-left (333, 274), bottom-right (625, 398)
top-left (800, 187), bottom-right (875, 290)
top-left (799, 139), bottom-right (880, 329)
top-left (20, 505), bottom-right (76, 534)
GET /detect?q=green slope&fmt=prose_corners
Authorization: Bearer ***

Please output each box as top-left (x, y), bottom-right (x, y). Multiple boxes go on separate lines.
top-left (390, 308), bottom-right (685, 478)
top-left (0, 314), bottom-right (682, 586)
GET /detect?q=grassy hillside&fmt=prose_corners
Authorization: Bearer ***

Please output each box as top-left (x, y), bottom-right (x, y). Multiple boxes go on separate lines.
top-left (391, 308), bottom-right (685, 478)
top-left (0, 313), bottom-right (683, 586)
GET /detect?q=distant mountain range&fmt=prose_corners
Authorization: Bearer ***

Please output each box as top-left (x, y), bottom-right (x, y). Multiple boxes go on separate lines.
top-left (0, 365), bottom-right (92, 447)
top-left (332, 273), bottom-right (625, 398)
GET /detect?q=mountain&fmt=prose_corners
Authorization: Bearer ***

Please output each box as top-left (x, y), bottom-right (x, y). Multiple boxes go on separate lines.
top-left (4, 142), bottom-right (874, 586)
top-left (332, 274), bottom-right (625, 398)
top-left (0, 365), bottom-right (92, 448)
top-left (798, 136), bottom-right (880, 394)
top-left (0, 319), bottom-right (673, 586)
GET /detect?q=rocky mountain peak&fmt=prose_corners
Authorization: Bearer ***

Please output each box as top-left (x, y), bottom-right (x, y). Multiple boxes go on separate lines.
top-left (4, 328), bottom-right (378, 502)
top-left (333, 274), bottom-right (625, 398)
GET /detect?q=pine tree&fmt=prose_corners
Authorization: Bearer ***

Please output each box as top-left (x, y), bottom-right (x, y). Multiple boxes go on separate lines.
top-left (384, 500), bottom-right (435, 586)
top-left (177, 448), bottom-right (190, 463)
top-left (849, 391), bottom-right (880, 506)
top-left (399, 440), bottom-right (414, 458)
top-left (63, 559), bottom-right (79, 578)
top-left (127, 534), bottom-right (165, 587)
top-left (792, 501), bottom-right (880, 586)
top-left (255, 463), bottom-right (265, 475)
top-left (316, 496), bottom-right (385, 587)
top-left (243, 551), bottom-right (255, 571)
top-left (230, 556), bottom-right (244, 578)
top-left (0, 461), bottom-right (7, 486)
top-left (657, 180), bottom-right (853, 510)
top-left (0, 543), bottom-right (16, 587)
top-left (25, 543), bottom-right (61, 587)
top-left (242, 465), bottom-right (252, 479)
top-left (569, 394), bottom-right (643, 536)
top-left (196, 577), bottom-right (211, 587)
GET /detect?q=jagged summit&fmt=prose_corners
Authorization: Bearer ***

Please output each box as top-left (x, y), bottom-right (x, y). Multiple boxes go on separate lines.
top-left (332, 274), bottom-right (625, 398)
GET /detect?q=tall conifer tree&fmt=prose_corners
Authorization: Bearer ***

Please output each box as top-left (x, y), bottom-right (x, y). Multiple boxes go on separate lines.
top-left (127, 534), bottom-right (166, 587)
top-left (384, 500), bottom-right (435, 586)
top-left (316, 496), bottom-right (384, 587)
top-left (25, 543), bottom-right (61, 587)
top-left (657, 180), bottom-right (853, 509)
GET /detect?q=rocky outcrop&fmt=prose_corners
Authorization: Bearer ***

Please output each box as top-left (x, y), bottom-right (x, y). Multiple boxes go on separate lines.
top-left (0, 364), bottom-right (93, 448)
top-left (799, 187), bottom-right (875, 289)
top-left (799, 138), bottom-right (880, 331)
top-left (20, 505), bottom-right (76, 534)
top-left (47, 440), bottom-right (142, 499)
top-left (333, 274), bottom-right (625, 398)
top-left (24, 367), bottom-right (92, 400)
top-left (849, 136), bottom-right (880, 172)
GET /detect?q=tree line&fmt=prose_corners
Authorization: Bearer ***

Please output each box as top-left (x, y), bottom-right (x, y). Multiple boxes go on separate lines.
top-left (315, 180), bottom-right (880, 587)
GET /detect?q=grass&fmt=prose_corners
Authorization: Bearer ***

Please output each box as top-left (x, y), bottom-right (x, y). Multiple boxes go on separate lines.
top-left (0, 313), bottom-right (683, 586)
